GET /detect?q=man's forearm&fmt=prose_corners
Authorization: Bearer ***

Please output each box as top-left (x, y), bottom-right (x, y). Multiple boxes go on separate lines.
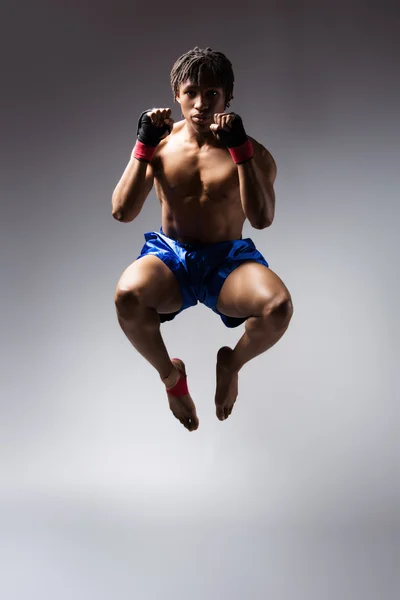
top-left (237, 159), bottom-right (275, 229)
top-left (111, 155), bottom-right (150, 222)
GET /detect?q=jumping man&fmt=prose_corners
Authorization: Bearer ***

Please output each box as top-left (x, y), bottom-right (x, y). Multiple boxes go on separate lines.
top-left (112, 47), bottom-right (293, 431)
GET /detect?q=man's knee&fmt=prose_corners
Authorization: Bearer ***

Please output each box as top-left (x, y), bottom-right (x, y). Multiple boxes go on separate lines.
top-left (261, 293), bottom-right (293, 328)
top-left (114, 285), bottom-right (144, 319)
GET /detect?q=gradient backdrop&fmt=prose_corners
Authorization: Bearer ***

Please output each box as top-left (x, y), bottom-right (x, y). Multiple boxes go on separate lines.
top-left (1, 1), bottom-right (399, 598)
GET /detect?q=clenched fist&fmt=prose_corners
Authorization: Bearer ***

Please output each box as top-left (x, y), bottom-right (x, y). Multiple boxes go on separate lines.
top-left (137, 108), bottom-right (174, 146)
top-left (209, 112), bottom-right (248, 148)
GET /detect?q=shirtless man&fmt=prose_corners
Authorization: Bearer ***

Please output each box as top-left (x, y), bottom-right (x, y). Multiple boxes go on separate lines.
top-left (112, 47), bottom-right (293, 431)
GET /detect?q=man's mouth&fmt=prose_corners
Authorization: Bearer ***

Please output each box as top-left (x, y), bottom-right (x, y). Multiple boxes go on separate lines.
top-left (192, 113), bottom-right (211, 122)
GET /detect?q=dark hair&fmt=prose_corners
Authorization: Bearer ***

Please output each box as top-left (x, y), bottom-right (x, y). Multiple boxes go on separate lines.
top-left (170, 47), bottom-right (234, 108)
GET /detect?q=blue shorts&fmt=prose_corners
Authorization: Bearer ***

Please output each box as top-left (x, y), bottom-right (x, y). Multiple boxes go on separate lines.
top-left (137, 228), bottom-right (269, 328)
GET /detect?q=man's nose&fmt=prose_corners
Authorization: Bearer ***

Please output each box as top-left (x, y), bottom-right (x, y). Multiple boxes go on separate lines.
top-left (194, 94), bottom-right (208, 110)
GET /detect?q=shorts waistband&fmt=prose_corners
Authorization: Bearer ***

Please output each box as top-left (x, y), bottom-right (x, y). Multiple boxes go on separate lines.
top-left (159, 227), bottom-right (243, 249)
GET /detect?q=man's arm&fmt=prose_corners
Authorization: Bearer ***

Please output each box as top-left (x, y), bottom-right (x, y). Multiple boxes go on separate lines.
top-left (112, 107), bottom-right (173, 222)
top-left (210, 114), bottom-right (276, 229)
top-left (112, 153), bottom-right (154, 222)
top-left (237, 137), bottom-right (277, 229)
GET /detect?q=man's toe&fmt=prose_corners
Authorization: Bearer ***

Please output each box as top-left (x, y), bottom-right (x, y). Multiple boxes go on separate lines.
top-left (216, 406), bottom-right (225, 420)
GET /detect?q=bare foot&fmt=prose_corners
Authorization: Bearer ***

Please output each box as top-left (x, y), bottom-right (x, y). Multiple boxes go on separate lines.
top-left (215, 346), bottom-right (238, 421)
top-left (163, 359), bottom-right (199, 432)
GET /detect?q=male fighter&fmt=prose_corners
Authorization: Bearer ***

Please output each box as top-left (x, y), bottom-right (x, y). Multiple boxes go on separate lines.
top-left (112, 47), bottom-right (293, 431)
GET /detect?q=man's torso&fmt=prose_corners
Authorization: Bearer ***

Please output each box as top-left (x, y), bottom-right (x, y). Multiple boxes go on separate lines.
top-left (151, 120), bottom-right (251, 244)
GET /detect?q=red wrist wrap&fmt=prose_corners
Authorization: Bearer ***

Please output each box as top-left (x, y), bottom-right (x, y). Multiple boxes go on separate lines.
top-left (133, 140), bottom-right (157, 162)
top-left (228, 139), bottom-right (254, 164)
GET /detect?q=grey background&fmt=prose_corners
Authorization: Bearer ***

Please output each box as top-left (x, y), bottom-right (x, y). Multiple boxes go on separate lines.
top-left (1, 1), bottom-right (399, 598)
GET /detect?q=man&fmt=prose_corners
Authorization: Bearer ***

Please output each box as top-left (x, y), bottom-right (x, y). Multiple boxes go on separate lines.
top-left (112, 47), bottom-right (293, 432)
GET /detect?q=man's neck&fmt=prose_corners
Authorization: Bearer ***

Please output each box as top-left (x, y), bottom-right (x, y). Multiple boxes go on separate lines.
top-left (182, 120), bottom-right (220, 148)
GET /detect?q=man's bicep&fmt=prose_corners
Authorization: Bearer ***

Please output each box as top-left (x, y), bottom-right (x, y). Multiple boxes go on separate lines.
top-left (258, 144), bottom-right (277, 184)
top-left (265, 149), bottom-right (277, 184)
top-left (249, 137), bottom-right (277, 184)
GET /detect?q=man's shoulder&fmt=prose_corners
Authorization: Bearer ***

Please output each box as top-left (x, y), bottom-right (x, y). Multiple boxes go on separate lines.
top-left (248, 136), bottom-right (271, 157)
top-left (161, 120), bottom-right (186, 144)
top-left (151, 121), bottom-right (189, 172)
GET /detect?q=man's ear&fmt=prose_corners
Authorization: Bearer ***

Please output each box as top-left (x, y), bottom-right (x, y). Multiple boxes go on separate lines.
top-left (175, 96), bottom-right (181, 104)
top-left (225, 95), bottom-right (234, 109)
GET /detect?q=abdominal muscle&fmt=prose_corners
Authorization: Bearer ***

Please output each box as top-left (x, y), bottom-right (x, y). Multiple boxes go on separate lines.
top-left (158, 193), bottom-right (246, 244)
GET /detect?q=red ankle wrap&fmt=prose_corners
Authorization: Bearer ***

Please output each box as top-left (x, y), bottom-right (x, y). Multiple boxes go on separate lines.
top-left (167, 375), bottom-right (188, 397)
top-left (166, 362), bottom-right (188, 397)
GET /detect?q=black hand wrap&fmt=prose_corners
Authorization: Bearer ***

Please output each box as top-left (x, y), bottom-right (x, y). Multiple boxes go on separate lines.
top-left (137, 109), bottom-right (171, 146)
top-left (215, 113), bottom-right (248, 148)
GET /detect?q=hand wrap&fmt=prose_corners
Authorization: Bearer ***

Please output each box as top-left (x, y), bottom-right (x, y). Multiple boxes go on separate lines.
top-left (216, 113), bottom-right (254, 164)
top-left (133, 110), bottom-right (171, 162)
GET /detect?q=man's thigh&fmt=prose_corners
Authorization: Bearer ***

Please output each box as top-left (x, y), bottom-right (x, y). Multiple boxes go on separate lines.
top-left (216, 261), bottom-right (292, 318)
top-left (115, 255), bottom-right (183, 314)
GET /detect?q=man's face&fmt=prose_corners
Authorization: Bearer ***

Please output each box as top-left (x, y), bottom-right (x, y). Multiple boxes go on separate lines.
top-left (176, 76), bottom-right (228, 129)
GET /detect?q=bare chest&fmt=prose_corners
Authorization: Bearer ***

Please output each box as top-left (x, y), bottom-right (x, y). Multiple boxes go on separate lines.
top-left (153, 144), bottom-right (239, 204)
